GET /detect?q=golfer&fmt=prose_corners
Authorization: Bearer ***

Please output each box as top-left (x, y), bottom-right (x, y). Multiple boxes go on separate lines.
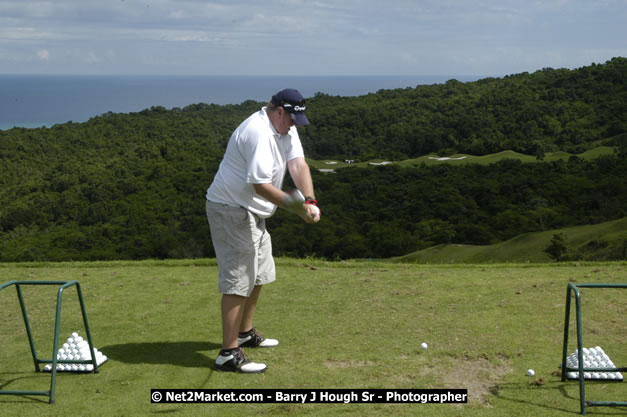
top-left (206, 88), bottom-right (320, 373)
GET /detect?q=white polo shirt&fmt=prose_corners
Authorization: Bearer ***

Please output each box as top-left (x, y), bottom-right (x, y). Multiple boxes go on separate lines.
top-left (206, 106), bottom-right (305, 218)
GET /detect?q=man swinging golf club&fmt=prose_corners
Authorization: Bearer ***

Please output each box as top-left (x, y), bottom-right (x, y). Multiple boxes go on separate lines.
top-left (205, 89), bottom-right (321, 373)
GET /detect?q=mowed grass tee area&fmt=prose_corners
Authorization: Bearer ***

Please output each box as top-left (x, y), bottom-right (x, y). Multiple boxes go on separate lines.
top-left (1, 259), bottom-right (625, 416)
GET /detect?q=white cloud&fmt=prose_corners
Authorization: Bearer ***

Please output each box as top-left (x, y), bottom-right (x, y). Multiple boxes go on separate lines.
top-left (0, 0), bottom-right (624, 75)
top-left (86, 51), bottom-right (99, 64)
top-left (37, 48), bottom-right (49, 60)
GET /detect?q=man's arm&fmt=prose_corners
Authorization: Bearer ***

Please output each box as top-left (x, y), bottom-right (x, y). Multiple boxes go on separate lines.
top-left (252, 183), bottom-right (289, 209)
top-left (253, 177), bottom-right (319, 224)
top-left (287, 157), bottom-right (315, 199)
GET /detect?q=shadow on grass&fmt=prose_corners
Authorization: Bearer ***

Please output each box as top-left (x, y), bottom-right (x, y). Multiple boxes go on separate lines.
top-left (0, 372), bottom-right (53, 404)
top-left (493, 380), bottom-right (627, 415)
top-left (100, 341), bottom-right (221, 368)
top-left (491, 381), bottom-right (577, 414)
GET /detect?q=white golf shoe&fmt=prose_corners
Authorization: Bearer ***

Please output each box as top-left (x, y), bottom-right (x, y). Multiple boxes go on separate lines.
top-left (214, 347), bottom-right (266, 373)
top-left (238, 328), bottom-right (279, 348)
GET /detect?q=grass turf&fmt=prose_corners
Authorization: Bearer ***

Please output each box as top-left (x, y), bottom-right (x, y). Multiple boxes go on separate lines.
top-left (1, 259), bottom-right (626, 416)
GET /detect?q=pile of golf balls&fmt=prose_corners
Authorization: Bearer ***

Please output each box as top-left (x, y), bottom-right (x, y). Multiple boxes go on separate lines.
top-left (43, 332), bottom-right (107, 372)
top-left (566, 346), bottom-right (623, 381)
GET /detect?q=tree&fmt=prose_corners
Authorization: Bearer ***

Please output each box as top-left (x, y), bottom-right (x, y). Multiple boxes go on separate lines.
top-left (544, 233), bottom-right (569, 262)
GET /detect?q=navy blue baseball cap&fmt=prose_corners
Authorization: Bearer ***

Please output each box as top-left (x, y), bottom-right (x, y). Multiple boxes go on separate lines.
top-left (271, 88), bottom-right (309, 126)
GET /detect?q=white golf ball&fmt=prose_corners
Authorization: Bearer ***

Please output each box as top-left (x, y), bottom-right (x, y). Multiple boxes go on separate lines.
top-left (420, 342), bottom-right (428, 350)
top-left (526, 369), bottom-right (535, 377)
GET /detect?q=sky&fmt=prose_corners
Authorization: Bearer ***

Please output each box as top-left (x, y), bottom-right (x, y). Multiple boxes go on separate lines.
top-left (0, 0), bottom-right (625, 77)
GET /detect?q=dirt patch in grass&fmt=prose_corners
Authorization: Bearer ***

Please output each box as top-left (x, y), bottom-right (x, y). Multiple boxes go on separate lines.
top-left (421, 354), bottom-right (512, 406)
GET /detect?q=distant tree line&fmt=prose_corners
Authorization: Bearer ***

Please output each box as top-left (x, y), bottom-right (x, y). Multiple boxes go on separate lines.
top-left (0, 58), bottom-right (625, 261)
top-left (301, 57), bottom-right (626, 160)
top-left (270, 156), bottom-right (626, 259)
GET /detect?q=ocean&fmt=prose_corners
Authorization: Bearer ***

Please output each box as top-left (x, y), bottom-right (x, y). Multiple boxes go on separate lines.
top-left (0, 74), bottom-right (483, 130)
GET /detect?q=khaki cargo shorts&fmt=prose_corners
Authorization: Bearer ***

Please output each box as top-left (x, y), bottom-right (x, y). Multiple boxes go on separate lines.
top-left (205, 200), bottom-right (276, 297)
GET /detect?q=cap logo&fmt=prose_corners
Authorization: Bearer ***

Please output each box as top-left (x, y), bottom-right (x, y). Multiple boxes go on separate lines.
top-left (281, 103), bottom-right (306, 112)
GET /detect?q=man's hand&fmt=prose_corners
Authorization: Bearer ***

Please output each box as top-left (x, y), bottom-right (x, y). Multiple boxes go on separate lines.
top-left (299, 203), bottom-right (320, 223)
top-left (254, 183), bottom-right (321, 223)
top-left (284, 194), bottom-right (320, 223)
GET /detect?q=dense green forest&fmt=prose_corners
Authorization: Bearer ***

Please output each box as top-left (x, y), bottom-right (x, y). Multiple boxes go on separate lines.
top-left (302, 57), bottom-right (626, 160)
top-left (0, 58), bottom-right (625, 261)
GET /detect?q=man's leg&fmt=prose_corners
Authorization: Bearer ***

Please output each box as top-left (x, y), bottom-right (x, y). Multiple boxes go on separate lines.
top-left (221, 294), bottom-right (247, 349)
top-left (237, 284), bottom-right (279, 348)
top-left (207, 202), bottom-right (266, 372)
top-left (216, 293), bottom-right (266, 373)
top-left (221, 285), bottom-right (264, 349)
top-left (239, 285), bottom-right (262, 333)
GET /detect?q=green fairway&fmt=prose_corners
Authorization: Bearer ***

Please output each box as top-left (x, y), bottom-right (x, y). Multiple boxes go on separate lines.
top-left (393, 217), bottom-right (627, 264)
top-left (1, 259), bottom-right (626, 416)
top-left (306, 146), bottom-right (618, 170)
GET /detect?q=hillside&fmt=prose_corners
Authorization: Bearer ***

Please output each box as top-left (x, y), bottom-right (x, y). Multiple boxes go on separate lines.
top-left (301, 57), bottom-right (626, 161)
top-left (391, 217), bottom-right (627, 263)
top-left (0, 59), bottom-right (626, 262)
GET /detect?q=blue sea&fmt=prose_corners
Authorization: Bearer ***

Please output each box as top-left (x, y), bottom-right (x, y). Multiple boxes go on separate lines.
top-left (0, 74), bottom-right (483, 130)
